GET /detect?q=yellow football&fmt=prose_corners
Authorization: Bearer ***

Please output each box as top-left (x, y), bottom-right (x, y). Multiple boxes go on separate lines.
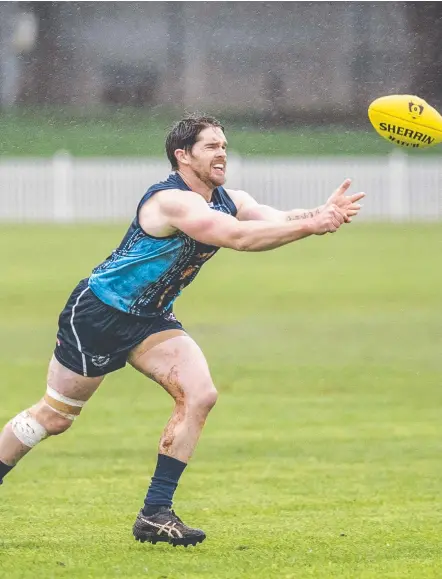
top-left (368, 94), bottom-right (442, 148)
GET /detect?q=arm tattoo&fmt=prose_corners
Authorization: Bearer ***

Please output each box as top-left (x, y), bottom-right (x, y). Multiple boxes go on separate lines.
top-left (286, 207), bottom-right (320, 221)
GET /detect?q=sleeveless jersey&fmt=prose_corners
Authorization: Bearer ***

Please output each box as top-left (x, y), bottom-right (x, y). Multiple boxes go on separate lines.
top-left (88, 173), bottom-right (237, 317)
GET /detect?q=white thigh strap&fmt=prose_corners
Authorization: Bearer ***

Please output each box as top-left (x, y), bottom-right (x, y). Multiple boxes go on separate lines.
top-left (46, 386), bottom-right (86, 408)
top-left (44, 385), bottom-right (86, 420)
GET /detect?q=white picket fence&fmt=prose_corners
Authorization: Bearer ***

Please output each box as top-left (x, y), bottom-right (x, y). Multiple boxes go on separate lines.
top-left (0, 151), bottom-right (441, 222)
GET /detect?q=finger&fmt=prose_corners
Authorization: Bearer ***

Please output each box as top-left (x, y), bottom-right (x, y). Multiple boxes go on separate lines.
top-left (332, 216), bottom-right (342, 228)
top-left (348, 192), bottom-right (365, 203)
top-left (334, 209), bottom-right (346, 223)
top-left (334, 178), bottom-right (352, 196)
top-left (331, 203), bottom-right (346, 215)
top-left (346, 204), bottom-right (362, 214)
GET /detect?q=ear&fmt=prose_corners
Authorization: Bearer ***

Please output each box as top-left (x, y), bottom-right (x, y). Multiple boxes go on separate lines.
top-left (174, 148), bottom-right (190, 167)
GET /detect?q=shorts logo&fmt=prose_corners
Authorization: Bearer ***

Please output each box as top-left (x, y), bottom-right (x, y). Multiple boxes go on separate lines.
top-left (91, 355), bottom-right (111, 368)
top-left (164, 312), bottom-right (177, 322)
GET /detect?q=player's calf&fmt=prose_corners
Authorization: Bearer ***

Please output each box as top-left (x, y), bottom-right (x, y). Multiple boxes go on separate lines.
top-left (0, 386), bottom-right (86, 484)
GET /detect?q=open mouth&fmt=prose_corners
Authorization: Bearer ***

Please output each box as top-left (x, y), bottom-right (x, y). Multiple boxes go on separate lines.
top-left (212, 164), bottom-right (225, 175)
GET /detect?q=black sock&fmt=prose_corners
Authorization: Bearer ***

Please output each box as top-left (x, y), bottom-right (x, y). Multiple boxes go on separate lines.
top-left (0, 460), bottom-right (14, 484)
top-left (142, 454), bottom-right (187, 516)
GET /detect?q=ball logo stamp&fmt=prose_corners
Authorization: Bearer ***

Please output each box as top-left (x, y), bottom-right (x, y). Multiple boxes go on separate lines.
top-left (91, 354), bottom-right (111, 368)
top-left (408, 101), bottom-right (424, 118)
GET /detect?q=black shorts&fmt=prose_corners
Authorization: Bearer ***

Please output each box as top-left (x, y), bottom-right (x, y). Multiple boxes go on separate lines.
top-left (54, 279), bottom-right (185, 377)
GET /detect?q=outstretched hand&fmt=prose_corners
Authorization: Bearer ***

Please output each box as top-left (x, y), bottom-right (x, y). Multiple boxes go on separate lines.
top-left (325, 179), bottom-right (365, 223)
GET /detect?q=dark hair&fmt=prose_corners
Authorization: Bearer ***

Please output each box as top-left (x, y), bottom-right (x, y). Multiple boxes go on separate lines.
top-left (165, 114), bottom-right (225, 170)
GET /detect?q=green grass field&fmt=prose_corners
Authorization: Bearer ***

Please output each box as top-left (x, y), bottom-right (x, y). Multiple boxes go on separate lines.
top-left (1, 107), bottom-right (442, 157)
top-left (0, 223), bottom-right (441, 578)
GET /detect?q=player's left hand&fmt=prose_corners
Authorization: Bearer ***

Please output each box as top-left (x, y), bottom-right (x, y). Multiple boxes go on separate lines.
top-left (325, 178), bottom-right (365, 223)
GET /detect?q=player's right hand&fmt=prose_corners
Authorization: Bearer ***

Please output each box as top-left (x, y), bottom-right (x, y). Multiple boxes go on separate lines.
top-left (311, 204), bottom-right (345, 235)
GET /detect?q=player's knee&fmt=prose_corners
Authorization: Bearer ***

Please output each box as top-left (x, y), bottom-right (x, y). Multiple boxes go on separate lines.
top-left (42, 411), bottom-right (73, 435)
top-left (203, 386), bottom-right (218, 411)
top-left (38, 384), bottom-right (86, 435)
top-left (189, 383), bottom-right (218, 413)
top-left (35, 406), bottom-right (73, 436)
top-left (11, 410), bottom-right (49, 448)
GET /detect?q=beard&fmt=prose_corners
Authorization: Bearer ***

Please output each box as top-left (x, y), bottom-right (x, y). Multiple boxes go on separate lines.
top-left (192, 165), bottom-right (226, 188)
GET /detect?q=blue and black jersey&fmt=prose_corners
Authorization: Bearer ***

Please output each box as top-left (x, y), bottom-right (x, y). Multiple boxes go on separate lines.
top-left (88, 173), bottom-right (237, 318)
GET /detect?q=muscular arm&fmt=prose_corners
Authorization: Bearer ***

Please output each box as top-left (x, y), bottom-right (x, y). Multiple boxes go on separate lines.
top-left (151, 189), bottom-right (342, 252)
top-left (227, 189), bottom-right (323, 222)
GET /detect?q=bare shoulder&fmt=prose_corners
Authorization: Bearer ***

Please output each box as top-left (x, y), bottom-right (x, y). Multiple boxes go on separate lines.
top-left (155, 188), bottom-right (207, 217)
top-left (225, 188), bottom-right (247, 200)
top-left (138, 188), bottom-right (204, 237)
top-left (225, 188), bottom-right (258, 210)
